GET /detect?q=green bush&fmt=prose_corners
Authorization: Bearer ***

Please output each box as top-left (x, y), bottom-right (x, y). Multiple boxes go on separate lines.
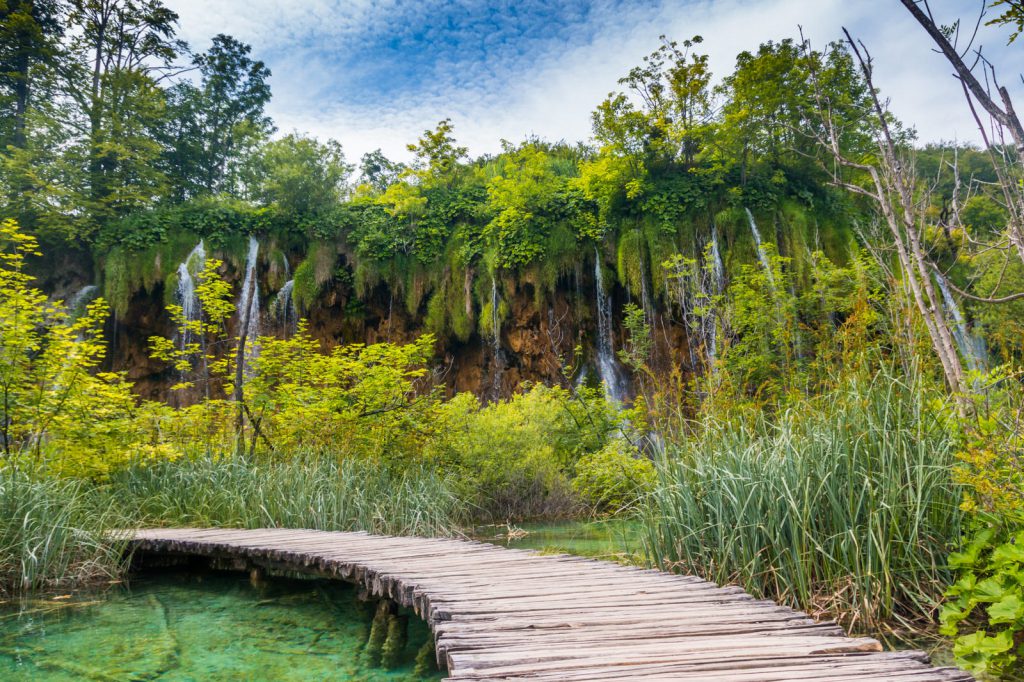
top-left (429, 385), bottom-right (617, 520)
top-left (572, 440), bottom-right (655, 512)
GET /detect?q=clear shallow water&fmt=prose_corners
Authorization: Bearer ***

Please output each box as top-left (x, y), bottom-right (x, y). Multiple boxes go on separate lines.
top-left (473, 518), bottom-right (642, 560)
top-left (0, 570), bottom-right (440, 681)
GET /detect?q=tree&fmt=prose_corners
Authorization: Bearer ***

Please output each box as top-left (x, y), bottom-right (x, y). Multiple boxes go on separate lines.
top-left (406, 118), bottom-right (467, 185)
top-left (900, 0), bottom-right (1024, 269)
top-left (160, 34), bottom-right (272, 199)
top-left (60, 0), bottom-right (183, 230)
top-left (246, 133), bottom-right (352, 217)
top-left (0, 0), bottom-right (63, 150)
top-left (807, 31), bottom-right (971, 406)
top-left (593, 36), bottom-right (715, 172)
top-left (358, 148), bottom-right (404, 192)
top-left (0, 219), bottom-right (138, 475)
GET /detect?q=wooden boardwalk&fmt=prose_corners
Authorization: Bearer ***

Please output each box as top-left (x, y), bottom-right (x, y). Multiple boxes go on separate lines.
top-left (126, 528), bottom-right (971, 681)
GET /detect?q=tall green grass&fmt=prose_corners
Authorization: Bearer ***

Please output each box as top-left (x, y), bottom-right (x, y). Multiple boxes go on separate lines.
top-left (642, 368), bottom-right (963, 633)
top-left (107, 455), bottom-right (464, 538)
top-left (0, 469), bottom-right (131, 597)
top-left (0, 456), bottom-right (463, 595)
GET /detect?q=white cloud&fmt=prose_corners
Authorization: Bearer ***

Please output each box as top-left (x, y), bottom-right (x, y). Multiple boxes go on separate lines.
top-left (165, 0), bottom-right (1024, 163)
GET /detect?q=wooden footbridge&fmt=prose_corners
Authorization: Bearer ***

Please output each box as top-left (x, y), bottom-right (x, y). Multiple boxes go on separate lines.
top-left (126, 528), bottom-right (971, 681)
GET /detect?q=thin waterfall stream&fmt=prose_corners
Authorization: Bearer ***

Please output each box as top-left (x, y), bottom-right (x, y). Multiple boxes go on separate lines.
top-left (594, 247), bottom-right (626, 403)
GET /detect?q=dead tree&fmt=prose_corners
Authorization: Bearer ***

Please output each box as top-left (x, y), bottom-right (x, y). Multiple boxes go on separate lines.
top-left (804, 31), bottom-right (971, 409)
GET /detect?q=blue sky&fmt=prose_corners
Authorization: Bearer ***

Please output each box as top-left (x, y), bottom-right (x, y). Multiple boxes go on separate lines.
top-left (166, 0), bottom-right (1023, 163)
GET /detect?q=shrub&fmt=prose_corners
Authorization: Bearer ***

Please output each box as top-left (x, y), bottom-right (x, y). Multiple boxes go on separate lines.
top-left (572, 440), bottom-right (655, 512)
top-left (429, 384), bottom-right (616, 520)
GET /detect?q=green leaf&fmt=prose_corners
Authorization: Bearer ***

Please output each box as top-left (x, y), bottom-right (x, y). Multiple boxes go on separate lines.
top-left (987, 593), bottom-right (1024, 625)
top-left (974, 576), bottom-right (1010, 603)
top-left (990, 541), bottom-right (1024, 569)
top-left (954, 629), bottom-right (1016, 675)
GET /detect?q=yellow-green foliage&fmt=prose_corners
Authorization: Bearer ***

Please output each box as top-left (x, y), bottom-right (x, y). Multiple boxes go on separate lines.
top-left (247, 327), bottom-right (438, 461)
top-left (428, 384), bottom-right (617, 519)
top-left (0, 220), bottom-right (154, 478)
top-left (572, 440), bottom-right (655, 512)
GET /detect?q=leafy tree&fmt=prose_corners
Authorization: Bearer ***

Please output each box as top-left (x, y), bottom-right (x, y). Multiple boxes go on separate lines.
top-left (246, 133), bottom-right (352, 218)
top-left (406, 118), bottom-right (467, 186)
top-left (0, 0), bottom-right (63, 150)
top-left (57, 0), bottom-right (183, 232)
top-left (160, 34), bottom-right (272, 199)
top-left (358, 148), bottom-right (405, 192)
top-left (246, 328), bottom-right (438, 461)
top-left (484, 142), bottom-right (570, 266)
top-left (0, 219), bottom-right (139, 476)
top-left (148, 257), bottom-right (235, 396)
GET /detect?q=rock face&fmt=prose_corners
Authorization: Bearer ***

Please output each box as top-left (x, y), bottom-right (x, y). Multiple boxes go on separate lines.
top-left (38, 248), bottom-right (695, 404)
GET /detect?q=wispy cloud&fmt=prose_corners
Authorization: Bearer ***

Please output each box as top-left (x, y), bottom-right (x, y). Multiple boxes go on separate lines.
top-left (165, 0), bottom-right (1024, 162)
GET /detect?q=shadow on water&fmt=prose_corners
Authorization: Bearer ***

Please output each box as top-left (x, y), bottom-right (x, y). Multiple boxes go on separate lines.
top-left (0, 568), bottom-right (441, 681)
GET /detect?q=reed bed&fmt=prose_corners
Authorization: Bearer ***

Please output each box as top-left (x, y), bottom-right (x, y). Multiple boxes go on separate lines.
top-left (0, 469), bottom-right (131, 596)
top-left (641, 368), bottom-right (964, 634)
top-left (106, 455), bottom-right (464, 538)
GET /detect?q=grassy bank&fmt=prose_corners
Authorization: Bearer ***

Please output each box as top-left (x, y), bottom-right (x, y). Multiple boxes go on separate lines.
top-left (642, 369), bottom-right (964, 635)
top-left (0, 457), bottom-right (463, 596)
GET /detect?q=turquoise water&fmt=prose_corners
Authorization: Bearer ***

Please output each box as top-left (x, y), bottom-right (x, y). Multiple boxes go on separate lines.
top-left (473, 518), bottom-right (642, 560)
top-left (0, 570), bottom-right (440, 681)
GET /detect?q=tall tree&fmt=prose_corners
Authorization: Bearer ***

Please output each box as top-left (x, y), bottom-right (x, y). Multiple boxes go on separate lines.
top-left (61, 0), bottom-right (182, 230)
top-left (0, 0), bottom-right (63, 150)
top-left (246, 133), bottom-right (351, 218)
top-left (808, 32), bottom-right (970, 407)
top-left (160, 34), bottom-right (272, 199)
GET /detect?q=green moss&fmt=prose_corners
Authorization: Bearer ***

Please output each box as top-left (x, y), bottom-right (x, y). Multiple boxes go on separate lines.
top-left (292, 242), bottom-right (337, 312)
top-left (616, 228), bottom-right (645, 295)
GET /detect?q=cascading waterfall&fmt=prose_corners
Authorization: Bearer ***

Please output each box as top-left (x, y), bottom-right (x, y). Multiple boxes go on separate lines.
top-left (490, 276), bottom-right (501, 354)
top-left (239, 236), bottom-right (261, 371)
top-left (489, 275), bottom-right (504, 397)
top-left (935, 272), bottom-right (986, 373)
top-left (67, 284), bottom-right (99, 318)
top-left (594, 247), bottom-right (626, 403)
top-left (704, 226), bottom-right (725, 365)
top-left (175, 240), bottom-right (206, 348)
top-left (744, 207), bottom-right (775, 286)
top-left (271, 279), bottom-right (296, 336)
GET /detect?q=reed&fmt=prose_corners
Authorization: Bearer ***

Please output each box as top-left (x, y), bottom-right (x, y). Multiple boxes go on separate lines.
top-left (641, 366), bottom-right (964, 634)
top-left (107, 455), bottom-right (464, 538)
top-left (0, 468), bottom-right (130, 596)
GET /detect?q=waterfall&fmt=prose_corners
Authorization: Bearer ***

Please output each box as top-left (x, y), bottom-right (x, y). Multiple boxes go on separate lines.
top-left (271, 279), bottom-right (296, 336)
top-left (490, 275), bottom-right (501, 353)
top-left (935, 272), bottom-right (986, 373)
top-left (594, 247), bottom-right (626, 403)
top-left (67, 284), bottom-right (99, 318)
top-left (704, 226), bottom-right (725, 365)
top-left (745, 207), bottom-right (775, 285)
top-left (175, 240), bottom-right (206, 348)
top-left (239, 236), bottom-right (261, 370)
